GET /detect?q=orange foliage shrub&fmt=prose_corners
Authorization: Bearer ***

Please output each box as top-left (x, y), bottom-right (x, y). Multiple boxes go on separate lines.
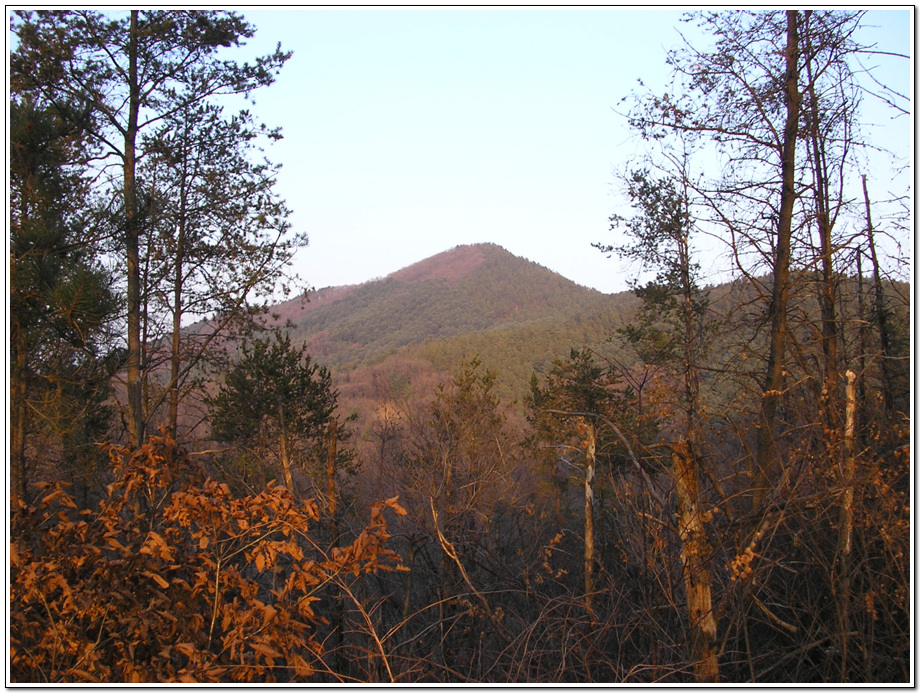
top-left (10, 437), bottom-right (405, 683)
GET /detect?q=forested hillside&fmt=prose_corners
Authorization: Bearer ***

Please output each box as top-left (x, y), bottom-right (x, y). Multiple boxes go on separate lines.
top-left (263, 242), bottom-right (637, 406)
top-left (9, 9), bottom-right (911, 685)
top-left (272, 243), bottom-right (626, 369)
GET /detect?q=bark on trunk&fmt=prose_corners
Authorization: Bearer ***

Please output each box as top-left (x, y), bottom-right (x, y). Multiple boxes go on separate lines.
top-left (438, 452), bottom-right (454, 669)
top-left (861, 174), bottom-right (896, 420)
top-left (11, 197), bottom-right (29, 502)
top-left (11, 337), bottom-right (29, 502)
top-left (803, 19), bottom-right (840, 432)
top-left (584, 421), bottom-right (597, 615)
top-left (672, 440), bottom-right (719, 683)
top-left (754, 10), bottom-right (801, 506)
top-left (277, 400), bottom-right (294, 492)
top-left (836, 370), bottom-right (857, 679)
top-left (168, 116), bottom-right (189, 440)
top-left (125, 10), bottom-right (144, 447)
top-left (855, 251), bottom-right (868, 428)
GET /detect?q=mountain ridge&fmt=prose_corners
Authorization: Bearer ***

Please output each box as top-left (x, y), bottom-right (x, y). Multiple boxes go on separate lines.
top-left (275, 243), bottom-right (607, 317)
top-left (267, 243), bottom-right (629, 371)
top-left (265, 243), bottom-right (636, 435)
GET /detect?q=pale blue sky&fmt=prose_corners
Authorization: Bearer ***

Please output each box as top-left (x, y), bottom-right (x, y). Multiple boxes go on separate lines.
top-left (231, 8), bottom-right (912, 295)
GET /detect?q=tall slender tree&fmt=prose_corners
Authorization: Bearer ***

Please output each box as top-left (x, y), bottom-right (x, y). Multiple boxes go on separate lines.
top-left (859, 175), bottom-right (898, 423)
top-left (600, 167), bottom-right (719, 681)
top-left (624, 11), bottom-right (823, 502)
top-left (11, 10), bottom-right (293, 447)
top-left (528, 349), bottom-right (632, 614)
top-left (139, 101), bottom-right (300, 441)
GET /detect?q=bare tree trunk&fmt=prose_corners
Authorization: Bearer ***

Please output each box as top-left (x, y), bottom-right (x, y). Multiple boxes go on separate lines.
top-left (855, 251), bottom-right (868, 424)
top-left (277, 400), bottom-right (294, 492)
top-left (168, 113), bottom-right (189, 440)
top-left (438, 451), bottom-right (453, 671)
top-left (754, 10), bottom-right (801, 505)
top-left (861, 174), bottom-right (896, 420)
top-left (836, 370), bottom-right (857, 679)
top-left (672, 440), bottom-right (719, 683)
top-left (803, 15), bottom-right (841, 434)
top-left (584, 421), bottom-right (597, 615)
top-left (11, 195), bottom-right (30, 503)
top-left (168, 266), bottom-right (183, 440)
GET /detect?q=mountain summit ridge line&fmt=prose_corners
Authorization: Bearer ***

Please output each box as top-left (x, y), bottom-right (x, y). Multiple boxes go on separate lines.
top-left (267, 242), bottom-right (621, 370)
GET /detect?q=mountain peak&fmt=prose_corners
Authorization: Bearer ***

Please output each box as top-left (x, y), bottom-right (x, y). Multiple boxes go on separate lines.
top-left (268, 241), bottom-right (614, 369)
top-left (388, 243), bottom-right (503, 285)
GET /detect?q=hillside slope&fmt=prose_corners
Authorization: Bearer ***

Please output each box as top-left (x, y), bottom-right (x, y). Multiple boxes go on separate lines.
top-left (272, 243), bottom-right (633, 371)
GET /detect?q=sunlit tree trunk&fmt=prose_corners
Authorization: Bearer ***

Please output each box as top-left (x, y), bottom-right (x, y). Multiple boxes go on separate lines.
top-left (583, 420), bottom-right (597, 615)
top-left (835, 370), bottom-right (857, 679)
top-left (672, 440), bottom-right (719, 683)
top-left (677, 181), bottom-right (719, 682)
top-left (277, 399), bottom-right (294, 492)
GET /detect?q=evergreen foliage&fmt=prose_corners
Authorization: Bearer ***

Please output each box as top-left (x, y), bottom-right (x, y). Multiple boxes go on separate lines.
top-left (209, 332), bottom-right (342, 493)
top-left (9, 96), bottom-right (119, 502)
top-left (10, 9), bottom-right (298, 447)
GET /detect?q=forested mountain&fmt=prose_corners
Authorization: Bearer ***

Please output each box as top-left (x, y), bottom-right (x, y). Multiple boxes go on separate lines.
top-left (274, 243), bottom-right (633, 369)
top-left (264, 242), bottom-right (639, 407)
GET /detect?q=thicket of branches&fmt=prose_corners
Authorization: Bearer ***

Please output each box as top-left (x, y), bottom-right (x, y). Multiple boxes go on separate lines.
top-left (9, 9), bottom-right (910, 684)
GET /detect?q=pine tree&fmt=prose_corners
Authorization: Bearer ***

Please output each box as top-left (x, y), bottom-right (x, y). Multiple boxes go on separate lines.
top-left (11, 10), bottom-right (294, 447)
top-left (209, 332), bottom-right (339, 494)
top-left (10, 96), bottom-right (118, 502)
